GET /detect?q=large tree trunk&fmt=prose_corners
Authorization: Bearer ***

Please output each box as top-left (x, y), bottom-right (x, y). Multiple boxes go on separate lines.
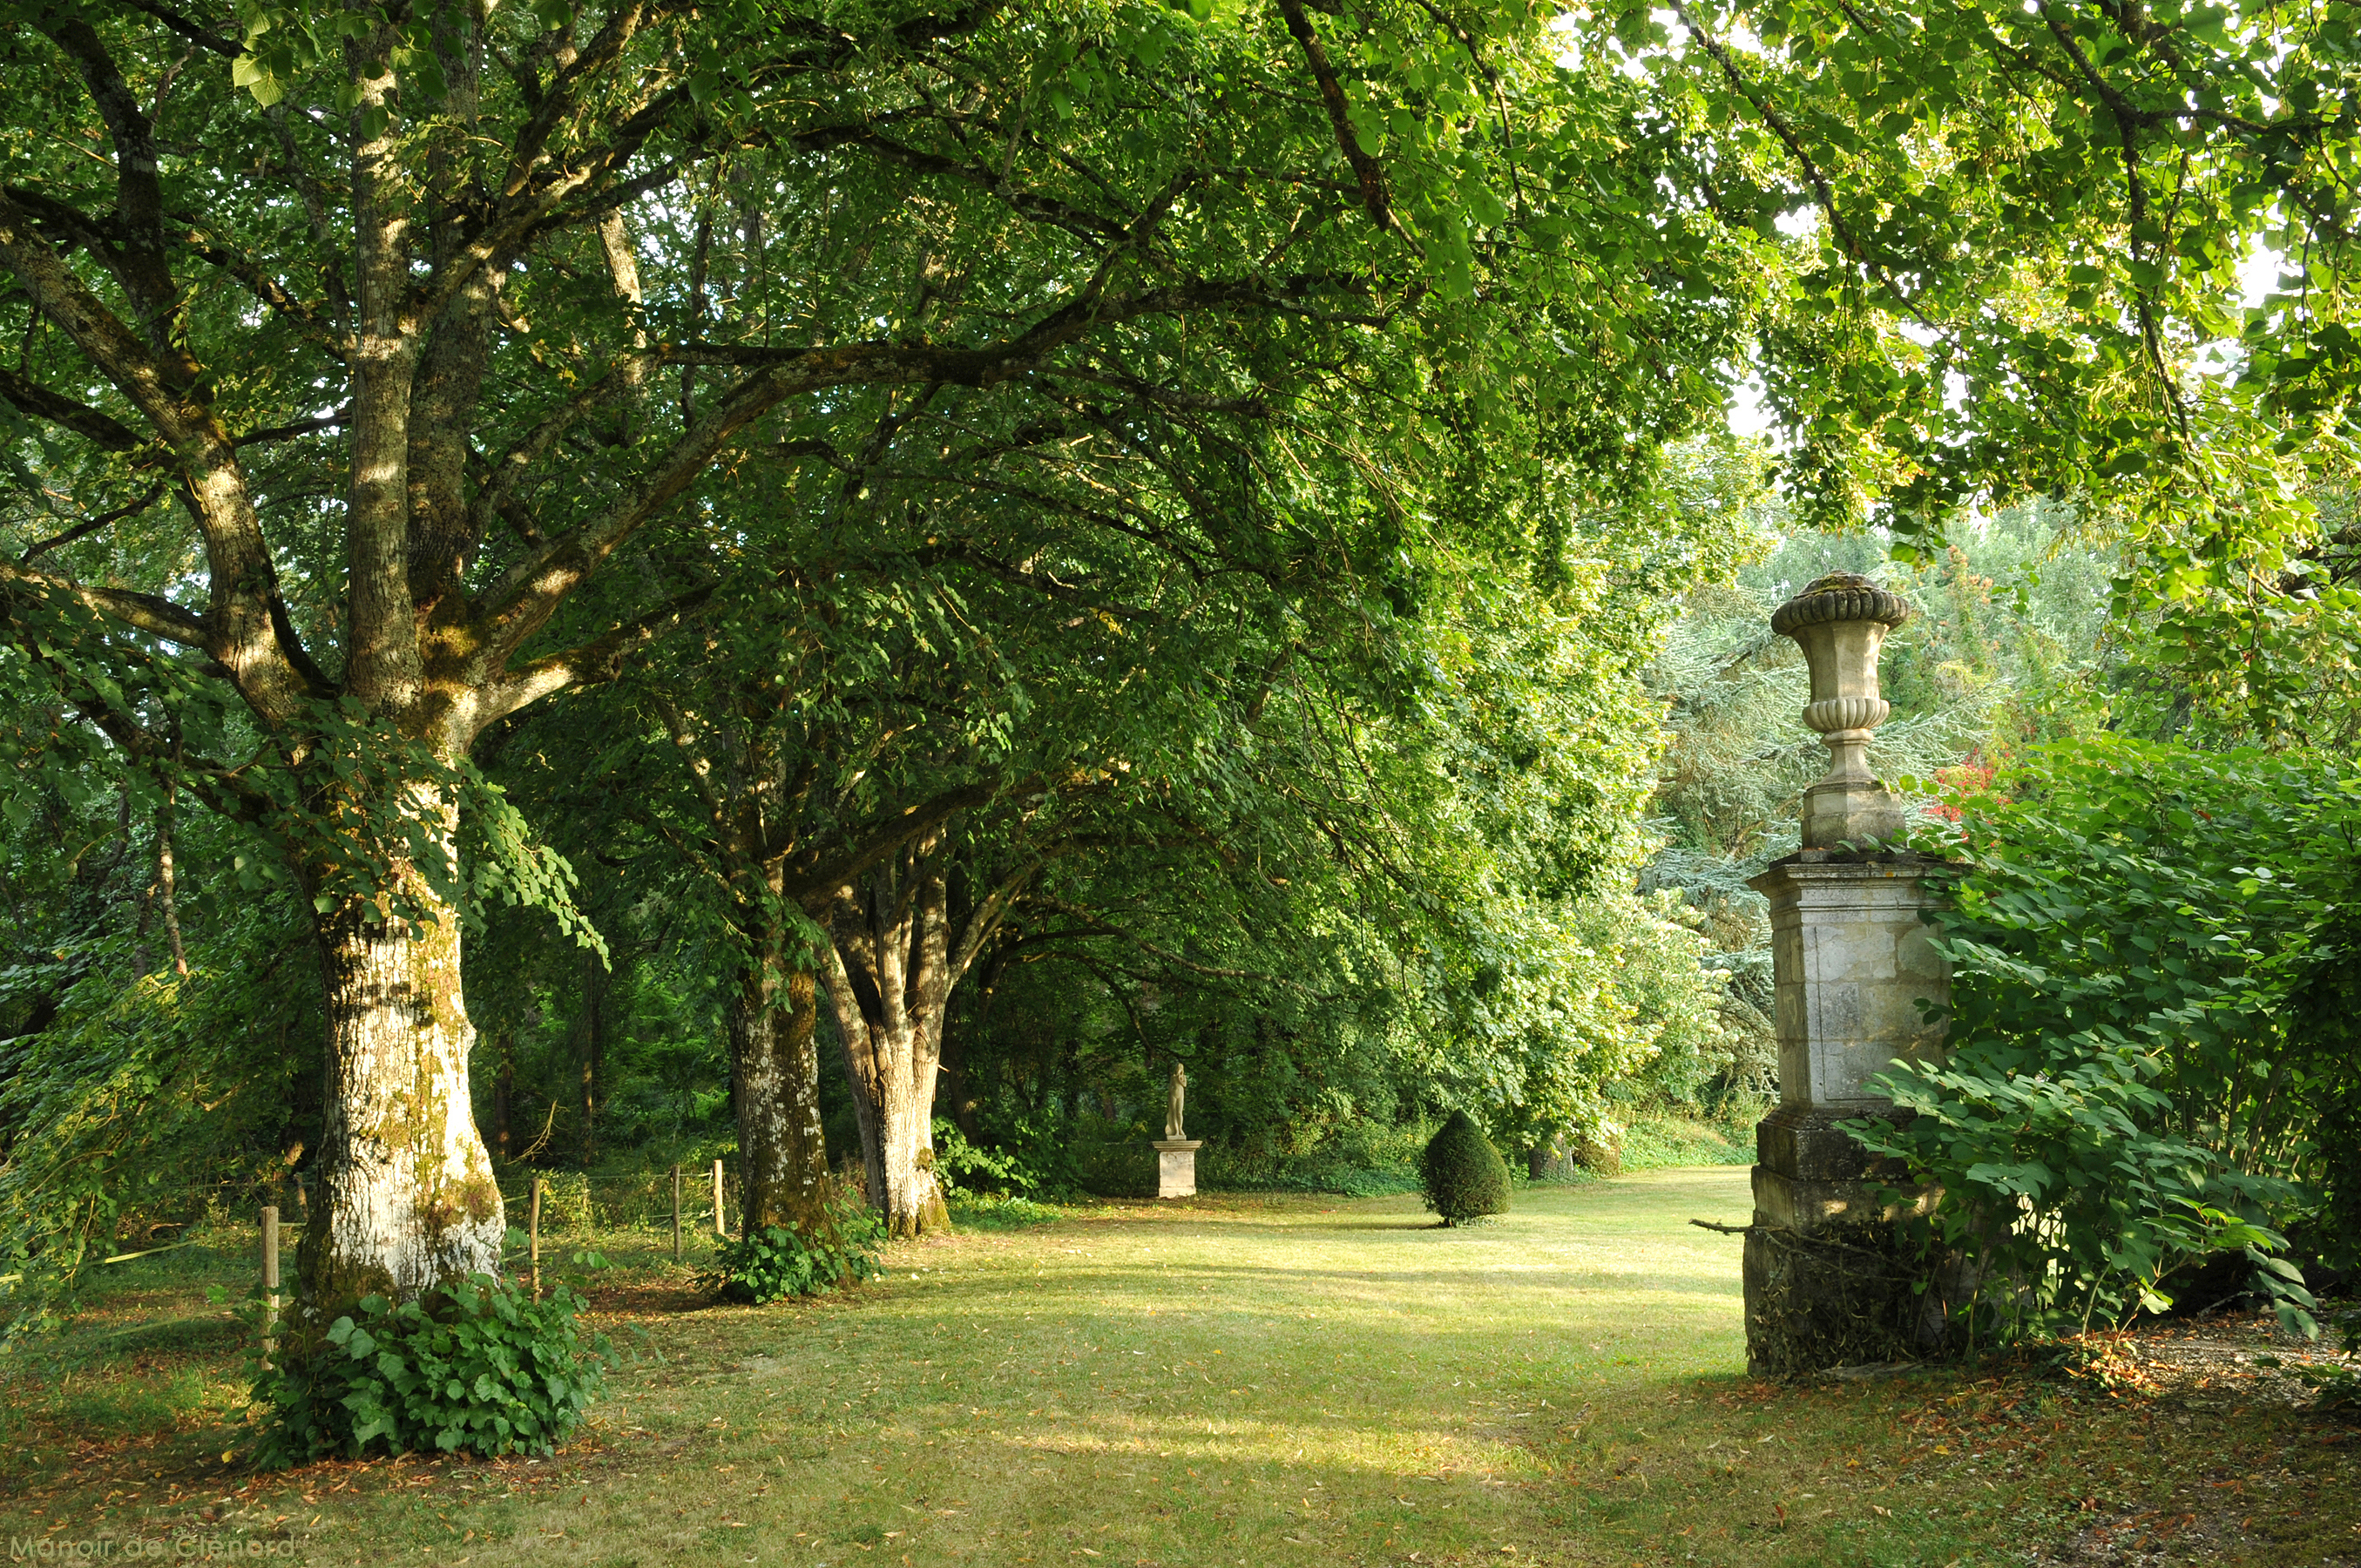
top-left (825, 954), bottom-right (950, 1240)
top-left (729, 952), bottom-right (832, 1239)
top-left (822, 855), bottom-right (955, 1240)
top-left (299, 794), bottom-right (503, 1307)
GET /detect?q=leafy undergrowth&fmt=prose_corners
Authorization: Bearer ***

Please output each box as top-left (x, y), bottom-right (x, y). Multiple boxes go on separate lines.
top-left (2, 1171), bottom-right (2355, 1566)
top-left (1211, 1163), bottom-right (1426, 1198)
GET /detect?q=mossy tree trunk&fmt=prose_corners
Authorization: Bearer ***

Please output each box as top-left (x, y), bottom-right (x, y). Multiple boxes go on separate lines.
top-left (825, 869), bottom-right (952, 1240)
top-left (299, 787), bottom-right (504, 1308)
top-left (822, 835), bottom-right (1038, 1240)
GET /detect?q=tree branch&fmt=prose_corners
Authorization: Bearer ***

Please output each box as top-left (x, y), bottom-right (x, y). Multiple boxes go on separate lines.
top-left (0, 188), bottom-right (304, 721)
top-left (473, 270), bottom-right (1359, 672)
top-left (18, 483), bottom-right (166, 562)
top-left (1024, 894), bottom-right (1291, 985)
top-left (0, 364), bottom-right (143, 451)
top-left (0, 560), bottom-right (212, 648)
top-left (646, 690), bottom-right (731, 818)
top-left (785, 121), bottom-right (1129, 240)
top-left (179, 229), bottom-right (349, 355)
top-left (39, 15), bottom-right (192, 374)
top-left (1672, 3), bottom-right (1938, 332)
top-left (234, 405), bottom-right (349, 447)
top-left (781, 782), bottom-right (1000, 910)
top-left (1275, 0), bottom-right (1399, 237)
top-left (104, 0), bottom-right (239, 57)
top-left (471, 582), bottom-right (716, 733)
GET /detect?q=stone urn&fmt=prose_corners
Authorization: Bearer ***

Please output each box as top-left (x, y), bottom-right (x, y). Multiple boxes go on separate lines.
top-left (1769, 572), bottom-right (1912, 848)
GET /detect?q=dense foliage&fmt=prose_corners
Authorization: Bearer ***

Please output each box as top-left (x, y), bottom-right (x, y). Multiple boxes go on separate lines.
top-left (253, 1276), bottom-right (609, 1465)
top-left (1646, 0), bottom-right (2361, 741)
top-left (1419, 1110), bottom-right (1512, 1226)
top-left (1858, 739), bottom-right (2361, 1341)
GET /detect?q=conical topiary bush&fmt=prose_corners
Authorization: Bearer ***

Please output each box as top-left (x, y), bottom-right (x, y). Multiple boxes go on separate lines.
top-left (1419, 1110), bottom-right (1511, 1226)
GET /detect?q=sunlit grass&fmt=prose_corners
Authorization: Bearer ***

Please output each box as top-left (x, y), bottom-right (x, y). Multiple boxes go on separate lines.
top-left (2, 1170), bottom-right (2353, 1566)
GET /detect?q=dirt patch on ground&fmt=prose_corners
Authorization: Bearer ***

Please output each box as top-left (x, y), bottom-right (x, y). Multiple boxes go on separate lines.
top-left (2084, 1312), bottom-right (2359, 1410)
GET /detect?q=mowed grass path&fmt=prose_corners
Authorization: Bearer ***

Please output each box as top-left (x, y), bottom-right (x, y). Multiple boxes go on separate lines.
top-left (4, 1169), bottom-right (2357, 1567)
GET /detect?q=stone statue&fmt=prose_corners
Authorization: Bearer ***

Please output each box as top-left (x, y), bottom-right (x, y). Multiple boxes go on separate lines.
top-left (1164, 1062), bottom-right (1187, 1141)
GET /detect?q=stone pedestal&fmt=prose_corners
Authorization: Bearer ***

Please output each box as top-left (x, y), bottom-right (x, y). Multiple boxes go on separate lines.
top-left (1742, 572), bottom-right (1955, 1376)
top-left (1743, 851), bottom-right (1951, 1375)
top-left (1758, 853), bottom-right (1950, 1113)
top-left (1153, 1139), bottom-right (1201, 1199)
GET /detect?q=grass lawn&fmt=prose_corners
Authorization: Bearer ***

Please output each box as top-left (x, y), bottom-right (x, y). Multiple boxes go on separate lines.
top-left (3, 1167), bottom-right (2355, 1566)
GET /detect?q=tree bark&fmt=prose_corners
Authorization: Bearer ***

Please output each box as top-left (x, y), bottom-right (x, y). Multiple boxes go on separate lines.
top-left (729, 955), bottom-right (832, 1239)
top-left (299, 789), bottom-right (503, 1306)
top-left (825, 947), bottom-right (946, 1240)
top-left (822, 854), bottom-right (954, 1240)
top-left (154, 788), bottom-right (188, 977)
top-left (817, 834), bottom-right (1053, 1235)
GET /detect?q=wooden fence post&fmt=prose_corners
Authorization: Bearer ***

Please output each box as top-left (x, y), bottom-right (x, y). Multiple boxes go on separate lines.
top-left (671, 1164), bottom-right (682, 1261)
top-left (713, 1158), bottom-right (726, 1238)
top-left (528, 1177), bottom-right (543, 1302)
top-left (260, 1205), bottom-right (280, 1370)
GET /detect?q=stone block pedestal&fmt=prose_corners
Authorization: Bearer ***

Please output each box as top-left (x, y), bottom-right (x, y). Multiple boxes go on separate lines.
top-left (1153, 1139), bottom-right (1201, 1199)
top-left (1743, 850), bottom-right (1952, 1376)
top-left (1757, 852), bottom-right (1949, 1110)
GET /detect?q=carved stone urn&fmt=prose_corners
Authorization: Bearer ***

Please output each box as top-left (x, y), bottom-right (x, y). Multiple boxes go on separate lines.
top-left (1769, 572), bottom-right (1912, 848)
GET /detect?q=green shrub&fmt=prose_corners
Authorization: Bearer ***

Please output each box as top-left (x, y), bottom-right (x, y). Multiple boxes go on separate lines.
top-left (2294, 1299), bottom-right (2360, 1414)
top-left (538, 1172), bottom-right (593, 1232)
top-left (1857, 739), bottom-right (2355, 1344)
top-left (1198, 1117), bottom-right (1429, 1195)
top-left (1617, 1114), bottom-right (1751, 1170)
top-left (1419, 1111), bottom-right (1511, 1225)
top-left (932, 1118), bottom-right (1044, 1198)
top-left (252, 1275), bottom-right (607, 1465)
top-left (700, 1202), bottom-right (885, 1303)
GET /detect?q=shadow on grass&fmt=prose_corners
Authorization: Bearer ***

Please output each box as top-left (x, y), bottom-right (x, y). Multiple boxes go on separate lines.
top-left (97, 1315), bottom-right (247, 1356)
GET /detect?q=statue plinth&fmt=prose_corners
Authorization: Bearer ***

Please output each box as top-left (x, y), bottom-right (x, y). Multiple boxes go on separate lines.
top-left (1151, 1139), bottom-right (1201, 1199)
top-left (1744, 575), bottom-right (1958, 1375)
